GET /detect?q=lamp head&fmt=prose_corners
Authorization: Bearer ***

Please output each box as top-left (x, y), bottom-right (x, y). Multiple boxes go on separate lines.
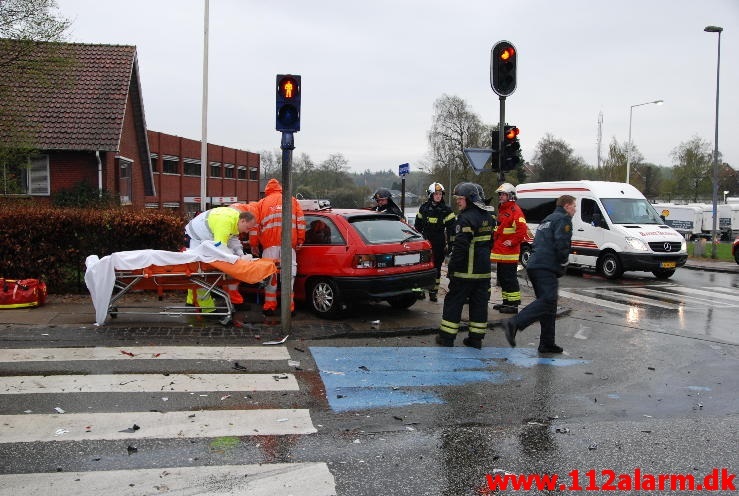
top-left (704, 26), bottom-right (723, 33)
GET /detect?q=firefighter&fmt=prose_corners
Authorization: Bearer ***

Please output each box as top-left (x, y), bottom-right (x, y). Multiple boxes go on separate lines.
top-left (415, 182), bottom-right (455, 302)
top-left (371, 188), bottom-right (405, 220)
top-left (491, 183), bottom-right (527, 314)
top-left (249, 179), bottom-right (306, 316)
top-left (437, 182), bottom-right (494, 349)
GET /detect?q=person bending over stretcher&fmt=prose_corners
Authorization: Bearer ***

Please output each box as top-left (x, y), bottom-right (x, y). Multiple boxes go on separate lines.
top-left (184, 207), bottom-right (256, 308)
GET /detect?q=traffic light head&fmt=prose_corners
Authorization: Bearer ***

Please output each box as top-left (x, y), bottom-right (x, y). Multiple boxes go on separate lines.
top-left (276, 74), bottom-right (301, 132)
top-left (502, 125), bottom-right (521, 171)
top-left (490, 41), bottom-right (517, 97)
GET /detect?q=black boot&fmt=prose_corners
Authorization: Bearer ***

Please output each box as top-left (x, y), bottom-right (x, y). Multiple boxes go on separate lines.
top-left (436, 333), bottom-right (455, 347)
top-left (463, 335), bottom-right (483, 349)
top-left (499, 304), bottom-right (519, 314)
top-left (429, 292), bottom-right (438, 302)
top-left (502, 318), bottom-right (518, 347)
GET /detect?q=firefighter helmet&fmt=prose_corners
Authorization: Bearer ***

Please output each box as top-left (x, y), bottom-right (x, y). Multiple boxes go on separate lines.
top-left (495, 182), bottom-right (516, 201)
top-left (453, 182), bottom-right (486, 210)
top-left (427, 182), bottom-right (445, 197)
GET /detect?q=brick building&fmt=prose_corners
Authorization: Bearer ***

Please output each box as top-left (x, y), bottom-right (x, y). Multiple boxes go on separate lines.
top-left (0, 39), bottom-right (259, 216)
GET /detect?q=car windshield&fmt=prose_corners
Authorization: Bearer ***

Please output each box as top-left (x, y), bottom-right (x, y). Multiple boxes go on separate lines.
top-left (350, 216), bottom-right (423, 244)
top-left (601, 198), bottom-right (664, 225)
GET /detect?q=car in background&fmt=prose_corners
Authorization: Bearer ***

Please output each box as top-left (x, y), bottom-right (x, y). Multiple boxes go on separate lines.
top-left (733, 237), bottom-right (739, 264)
top-left (295, 201), bottom-right (435, 317)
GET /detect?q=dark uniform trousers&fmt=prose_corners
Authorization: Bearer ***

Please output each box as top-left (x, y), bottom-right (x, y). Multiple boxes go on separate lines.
top-left (440, 277), bottom-right (490, 339)
top-left (514, 268), bottom-right (558, 346)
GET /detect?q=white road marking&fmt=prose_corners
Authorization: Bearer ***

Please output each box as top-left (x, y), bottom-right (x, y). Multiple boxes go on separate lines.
top-left (559, 290), bottom-right (632, 311)
top-left (0, 409), bottom-right (316, 443)
top-left (0, 346), bottom-right (290, 363)
top-left (0, 373), bottom-right (298, 394)
top-left (0, 463), bottom-right (336, 496)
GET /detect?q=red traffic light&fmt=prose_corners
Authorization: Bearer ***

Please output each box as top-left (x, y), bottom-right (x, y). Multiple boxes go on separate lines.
top-left (278, 77), bottom-right (299, 99)
top-left (504, 126), bottom-right (520, 140)
top-left (499, 47), bottom-right (515, 61)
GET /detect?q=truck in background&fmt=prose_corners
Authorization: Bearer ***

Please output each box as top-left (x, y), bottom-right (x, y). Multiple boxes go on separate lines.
top-left (653, 203), bottom-right (705, 240)
top-left (516, 181), bottom-right (687, 279)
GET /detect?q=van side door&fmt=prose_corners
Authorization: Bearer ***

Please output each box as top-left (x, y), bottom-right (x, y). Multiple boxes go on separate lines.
top-left (571, 197), bottom-right (607, 268)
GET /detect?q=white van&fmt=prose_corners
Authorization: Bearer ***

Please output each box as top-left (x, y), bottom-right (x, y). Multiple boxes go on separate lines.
top-left (516, 181), bottom-right (687, 279)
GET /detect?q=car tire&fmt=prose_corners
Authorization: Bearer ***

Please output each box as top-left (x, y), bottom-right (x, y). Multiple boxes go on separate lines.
top-left (309, 277), bottom-right (343, 318)
top-left (734, 246), bottom-right (739, 265)
top-left (652, 268), bottom-right (675, 279)
top-left (598, 252), bottom-right (623, 279)
top-left (519, 245), bottom-right (532, 268)
top-left (387, 293), bottom-right (419, 310)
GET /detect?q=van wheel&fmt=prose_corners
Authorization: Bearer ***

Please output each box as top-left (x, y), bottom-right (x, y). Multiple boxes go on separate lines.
top-left (519, 245), bottom-right (532, 268)
top-left (598, 252), bottom-right (623, 279)
top-left (310, 278), bottom-right (343, 318)
top-left (652, 269), bottom-right (675, 279)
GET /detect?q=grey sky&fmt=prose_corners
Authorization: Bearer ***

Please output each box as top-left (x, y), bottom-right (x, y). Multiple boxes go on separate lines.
top-left (56, 0), bottom-right (739, 175)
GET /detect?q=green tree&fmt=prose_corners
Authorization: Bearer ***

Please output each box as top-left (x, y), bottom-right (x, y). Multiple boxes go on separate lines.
top-left (671, 137), bottom-right (713, 202)
top-left (529, 134), bottom-right (588, 181)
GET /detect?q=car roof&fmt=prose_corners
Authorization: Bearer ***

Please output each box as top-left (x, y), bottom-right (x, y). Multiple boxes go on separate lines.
top-left (305, 208), bottom-right (401, 221)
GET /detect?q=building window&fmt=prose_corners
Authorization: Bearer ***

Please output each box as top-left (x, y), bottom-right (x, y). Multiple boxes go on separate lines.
top-left (162, 155), bottom-right (179, 174)
top-left (1, 154), bottom-right (50, 196)
top-left (118, 157), bottom-right (133, 205)
top-left (237, 167), bottom-right (247, 180)
top-left (224, 164), bottom-right (234, 179)
top-left (210, 162), bottom-right (222, 178)
top-left (183, 158), bottom-right (201, 176)
top-left (249, 167), bottom-right (258, 181)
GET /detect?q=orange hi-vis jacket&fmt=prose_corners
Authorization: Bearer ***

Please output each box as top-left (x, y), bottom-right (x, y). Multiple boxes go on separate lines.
top-left (249, 179), bottom-right (306, 251)
top-left (491, 200), bottom-right (527, 263)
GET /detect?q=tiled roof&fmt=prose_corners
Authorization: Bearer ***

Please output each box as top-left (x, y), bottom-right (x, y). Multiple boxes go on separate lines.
top-left (0, 40), bottom-right (137, 151)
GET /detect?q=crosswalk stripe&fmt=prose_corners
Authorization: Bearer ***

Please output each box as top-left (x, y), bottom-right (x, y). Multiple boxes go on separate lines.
top-left (0, 462), bottom-right (336, 495)
top-left (1, 373), bottom-right (298, 394)
top-left (669, 286), bottom-right (739, 302)
top-left (0, 346), bottom-right (290, 363)
top-left (559, 290), bottom-right (632, 311)
top-left (625, 287), bottom-right (729, 307)
top-left (579, 288), bottom-right (680, 309)
top-left (0, 408), bottom-right (316, 443)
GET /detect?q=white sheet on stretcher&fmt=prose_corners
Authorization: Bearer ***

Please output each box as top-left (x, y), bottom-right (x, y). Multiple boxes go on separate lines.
top-left (85, 242), bottom-right (240, 326)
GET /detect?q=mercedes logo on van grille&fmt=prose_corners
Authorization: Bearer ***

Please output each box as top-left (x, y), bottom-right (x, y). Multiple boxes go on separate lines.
top-left (664, 242), bottom-right (672, 252)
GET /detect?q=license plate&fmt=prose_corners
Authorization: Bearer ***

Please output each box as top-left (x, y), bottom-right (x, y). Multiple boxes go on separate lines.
top-left (395, 253), bottom-right (420, 266)
top-left (660, 261), bottom-right (676, 268)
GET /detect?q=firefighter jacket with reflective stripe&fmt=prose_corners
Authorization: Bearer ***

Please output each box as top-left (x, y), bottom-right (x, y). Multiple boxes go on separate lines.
top-left (491, 200), bottom-right (527, 263)
top-left (249, 179), bottom-right (306, 251)
top-left (448, 205), bottom-right (494, 279)
top-left (415, 200), bottom-right (455, 246)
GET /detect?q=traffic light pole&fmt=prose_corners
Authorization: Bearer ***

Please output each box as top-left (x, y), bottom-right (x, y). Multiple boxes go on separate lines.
top-left (280, 131), bottom-right (294, 331)
top-left (497, 96), bottom-right (506, 184)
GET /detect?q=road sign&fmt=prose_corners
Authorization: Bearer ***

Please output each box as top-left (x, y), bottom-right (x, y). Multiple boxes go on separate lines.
top-left (463, 148), bottom-right (493, 175)
top-left (399, 163), bottom-right (410, 176)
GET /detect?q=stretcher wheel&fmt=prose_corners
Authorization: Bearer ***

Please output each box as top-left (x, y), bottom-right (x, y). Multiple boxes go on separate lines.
top-left (109, 307), bottom-right (118, 319)
top-left (219, 316), bottom-right (232, 326)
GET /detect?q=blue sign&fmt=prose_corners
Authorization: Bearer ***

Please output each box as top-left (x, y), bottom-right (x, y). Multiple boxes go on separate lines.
top-left (310, 346), bottom-right (587, 412)
top-left (398, 163), bottom-right (410, 176)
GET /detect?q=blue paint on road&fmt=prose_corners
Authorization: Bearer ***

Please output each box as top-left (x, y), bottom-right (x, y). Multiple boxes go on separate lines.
top-left (311, 346), bottom-right (588, 412)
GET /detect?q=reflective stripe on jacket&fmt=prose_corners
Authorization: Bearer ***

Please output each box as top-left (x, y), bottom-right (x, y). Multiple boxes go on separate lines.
top-left (249, 178), bottom-right (306, 250)
top-left (491, 201), bottom-right (527, 263)
top-left (448, 205), bottom-right (494, 279)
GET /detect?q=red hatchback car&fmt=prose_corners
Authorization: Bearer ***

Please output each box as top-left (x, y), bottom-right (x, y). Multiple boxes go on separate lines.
top-left (294, 202), bottom-right (436, 317)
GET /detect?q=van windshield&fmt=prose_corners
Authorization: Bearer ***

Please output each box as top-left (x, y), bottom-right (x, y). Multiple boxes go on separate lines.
top-left (601, 198), bottom-right (663, 225)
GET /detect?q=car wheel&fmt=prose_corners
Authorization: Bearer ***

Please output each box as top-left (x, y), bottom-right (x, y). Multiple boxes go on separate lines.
top-left (652, 269), bottom-right (675, 279)
top-left (387, 293), bottom-right (419, 309)
top-left (309, 278), bottom-right (343, 318)
top-left (519, 245), bottom-right (532, 268)
top-left (734, 246), bottom-right (739, 265)
top-left (598, 252), bottom-right (623, 279)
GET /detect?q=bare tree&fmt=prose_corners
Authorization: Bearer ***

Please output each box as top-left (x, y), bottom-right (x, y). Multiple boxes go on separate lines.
top-left (427, 94), bottom-right (492, 188)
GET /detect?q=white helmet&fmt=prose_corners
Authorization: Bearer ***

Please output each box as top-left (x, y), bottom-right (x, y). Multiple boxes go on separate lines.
top-left (427, 182), bottom-right (445, 197)
top-left (495, 182), bottom-right (516, 200)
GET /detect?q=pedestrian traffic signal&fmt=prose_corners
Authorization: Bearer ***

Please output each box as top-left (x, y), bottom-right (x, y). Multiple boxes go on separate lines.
top-left (490, 41), bottom-right (517, 97)
top-left (502, 125), bottom-right (521, 171)
top-left (276, 74), bottom-right (301, 132)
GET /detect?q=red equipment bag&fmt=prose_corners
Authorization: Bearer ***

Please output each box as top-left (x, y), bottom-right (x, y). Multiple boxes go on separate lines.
top-left (0, 278), bottom-right (47, 309)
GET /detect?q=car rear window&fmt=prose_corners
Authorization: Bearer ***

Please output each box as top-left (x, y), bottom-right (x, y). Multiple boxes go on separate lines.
top-left (350, 217), bottom-right (423, 244)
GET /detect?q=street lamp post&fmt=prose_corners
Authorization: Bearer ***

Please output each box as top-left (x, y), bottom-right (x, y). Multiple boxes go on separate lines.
top-left (626, 100), bottom-right (663, 184)
top-left (705, 25), bottom-right (722, 259)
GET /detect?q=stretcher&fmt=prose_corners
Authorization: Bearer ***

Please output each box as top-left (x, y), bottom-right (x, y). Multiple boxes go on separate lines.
top-left (109, 261), bottom-right (257, 325)
top-left (85, 244), bottom-right (278, 326)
